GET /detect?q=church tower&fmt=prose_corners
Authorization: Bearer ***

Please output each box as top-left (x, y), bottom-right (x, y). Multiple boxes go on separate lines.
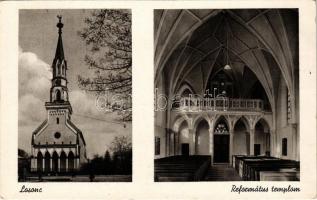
top-left (31, 16), bottom-right (87, 174)
top-left (49, 16), bottom-right (70, 104)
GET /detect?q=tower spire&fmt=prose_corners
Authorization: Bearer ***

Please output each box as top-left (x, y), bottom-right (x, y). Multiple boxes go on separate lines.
top-left (49, 15), bottom-right (69, 104)
top-left (55, 15), bottom-right (64, 61)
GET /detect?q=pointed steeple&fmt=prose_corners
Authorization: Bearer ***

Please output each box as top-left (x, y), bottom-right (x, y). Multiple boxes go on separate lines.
top-left (49, 15), bottom-right (69, 104)
top-left (54, 15), bottom-right (65, 62)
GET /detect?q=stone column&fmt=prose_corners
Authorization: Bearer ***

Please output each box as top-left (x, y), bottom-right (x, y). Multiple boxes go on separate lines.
top-left (173, 132), bottom-right (177, 156)
top-left (170, 132), bottom-right (174, 156)
top-left (192, 129), bottom-right (196, 155)
top-left (50, 158), bottom-right (53, 172)
top-left (209, 125), bottom-right (214, 165)
top-left (229, 129), bottom-right (234, 165)
top-left (76, 158), bottom-right (80, 170)
top-left (270, 129), bottom-right (275, 157)
top-left (291, 124), bottom-right (297, 160)
top-left (66, 158), bottom-right (68, 172)
top-left (32, 158), bottom-right (36, 172)
top-left (175, 132), bottom-right (179, 155)
top-left (250, 128), bottom-right (255, 156)
top-left (42, 158), bottom-right (45, 172)
top-left (296, 124), bottom-right (300, 161)
top-left (58, 158), bottom-right (60, 172)
top-left (188, 129), bottom-right (195, 155)
top-left (166, 131), bottom-right (169, 157)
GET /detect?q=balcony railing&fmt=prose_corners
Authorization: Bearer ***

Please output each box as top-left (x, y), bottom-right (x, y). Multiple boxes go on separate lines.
top-left (173, 97), bottom-right (264, 112)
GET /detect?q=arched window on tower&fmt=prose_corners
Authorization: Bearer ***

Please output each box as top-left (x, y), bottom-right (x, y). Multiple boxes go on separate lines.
top-left (56, 61), bottom-right (60, 75)
top-left (62, 64), bottom-right (65, 76)
top-left (58, 64), bottom-right (62, 76)
top-left (56, 90), bottom-right (61, 102)
top-left (64, 91), bottom-right (68, 101)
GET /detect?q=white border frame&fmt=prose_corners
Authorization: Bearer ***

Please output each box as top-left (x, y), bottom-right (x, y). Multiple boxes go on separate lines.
top-left (0, 1), bottom-right (316, 199)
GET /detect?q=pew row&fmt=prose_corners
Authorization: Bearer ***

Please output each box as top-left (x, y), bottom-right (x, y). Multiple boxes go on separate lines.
top-left (154, 156), bottom-right (211, 182)
top-left (233, 155), bottom-right (300, 181)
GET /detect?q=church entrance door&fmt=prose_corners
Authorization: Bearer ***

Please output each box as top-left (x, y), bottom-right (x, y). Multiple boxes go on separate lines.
top-left (213, 135), bottom-right (229, 163)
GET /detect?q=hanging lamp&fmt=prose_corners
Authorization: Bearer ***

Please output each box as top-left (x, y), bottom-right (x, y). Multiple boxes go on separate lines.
top-left (224, 16), bottom-right (231, 70)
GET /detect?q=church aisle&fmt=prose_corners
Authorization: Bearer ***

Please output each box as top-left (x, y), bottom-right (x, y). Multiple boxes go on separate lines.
top-left (204, 164), bottom-right (241, 181)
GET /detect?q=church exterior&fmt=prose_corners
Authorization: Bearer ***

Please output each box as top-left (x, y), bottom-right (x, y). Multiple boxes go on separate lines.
top-left (30, 17), bottom-right (87, 173)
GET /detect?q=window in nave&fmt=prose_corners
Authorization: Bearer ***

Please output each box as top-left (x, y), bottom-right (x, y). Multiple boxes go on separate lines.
top-left (155, 137), bottom-right (160, 155)
top-left (282, 138), bottom-right (288, 156)
top-left (214, 123), bottom-right (229, 134)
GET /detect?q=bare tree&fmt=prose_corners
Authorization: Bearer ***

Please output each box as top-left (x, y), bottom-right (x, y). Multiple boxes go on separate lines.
top-left (110, 135), bottom-right (132, 154)
top-left (78, 9), bottom-right (132, 121)
top-left (110, 135), bottom-right (132, 174)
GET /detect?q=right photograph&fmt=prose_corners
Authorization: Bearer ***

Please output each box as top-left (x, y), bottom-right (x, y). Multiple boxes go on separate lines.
top-left (154, 9), bottom-right (299, 182)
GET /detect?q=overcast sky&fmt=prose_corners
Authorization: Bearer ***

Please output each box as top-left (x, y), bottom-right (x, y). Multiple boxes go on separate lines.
top-left (18, 9), bottom-right (132, 158)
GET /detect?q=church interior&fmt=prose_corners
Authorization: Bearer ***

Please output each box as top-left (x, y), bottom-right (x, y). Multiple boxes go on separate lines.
top-left (154, 9), bottom-right (299, 181)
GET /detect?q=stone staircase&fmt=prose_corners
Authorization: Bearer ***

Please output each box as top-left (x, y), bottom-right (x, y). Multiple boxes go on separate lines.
top-left (204, 164), bottom-right (242, 181)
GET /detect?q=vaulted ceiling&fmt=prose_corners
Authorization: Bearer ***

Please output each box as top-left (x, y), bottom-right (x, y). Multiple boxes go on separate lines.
top-left (154, 9), bottom-right (298, 112)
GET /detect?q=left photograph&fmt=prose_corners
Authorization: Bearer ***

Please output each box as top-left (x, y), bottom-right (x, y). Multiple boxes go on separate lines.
top-left (18, 9), bottom-right (132, 182)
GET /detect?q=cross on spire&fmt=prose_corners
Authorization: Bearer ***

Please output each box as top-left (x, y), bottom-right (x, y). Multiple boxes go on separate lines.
top-left (56, 15), bottom-right (64, 34)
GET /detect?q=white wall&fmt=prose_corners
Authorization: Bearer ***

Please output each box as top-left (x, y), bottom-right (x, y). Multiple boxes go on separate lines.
top-left (254, 130), bottom-right (270, 155)
top-left (275, 77), bottom-right (297, 160)
top-left (195, 121), bottom-right (209, 155)
top-left (233, 130), bottom-right (248, 155)
top-left (154, 74), bottom-right (167, 159)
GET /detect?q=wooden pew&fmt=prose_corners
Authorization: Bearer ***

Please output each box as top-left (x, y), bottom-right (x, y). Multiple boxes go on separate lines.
top-left (154, 156), bottom-right (211, 182)
top-left (234, 156), bottom-right (299, 181)
top-left (233, 155), bottom-right (273, 178)
top-left (259, 170), bottom-right (300, 181)
top-left (247, 160), bottom-right (299, 181)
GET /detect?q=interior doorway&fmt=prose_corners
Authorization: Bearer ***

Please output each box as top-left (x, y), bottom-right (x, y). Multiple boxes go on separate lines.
top-left (181, 143), bottom-right (189, 156)
top-left (213, 135), bottom-right (230, 163)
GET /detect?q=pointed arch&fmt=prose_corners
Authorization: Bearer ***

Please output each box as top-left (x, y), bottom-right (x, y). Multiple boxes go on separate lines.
top-left (44, 151), bottom-right (50, 172)
top-left (61, 63), bottom-right (65, 76)
top-left (56, 61), bottom-right (60, 76)
top-left (58, 64), bottom-right (62, 75)
top-left (177, 82), bottom-right (196, 96)
top-left (172, 114), bottom-right (192, 132)
top-left (193, 115), bottom-right (210, 131)
top-left (234, 116), bottom-right (250, 132)
top-left (60, 151), bottom-right (67, 172)
top-left (56, 90), bottom-right (61, 101)
top-left (37, 151), bottom-right (43, 172)
top-left (194, 118), bottom-right (210, 155)
top-left (254, 118), bottom-right (271, 156)
top-left (68, 151), bottom-right (75, 172)
top-left (214, 115), bottom-right (230, 133)
top-left (52, 151), bottom-right (59, 173)
top-left (255, 117), bottom-right (271, 132)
